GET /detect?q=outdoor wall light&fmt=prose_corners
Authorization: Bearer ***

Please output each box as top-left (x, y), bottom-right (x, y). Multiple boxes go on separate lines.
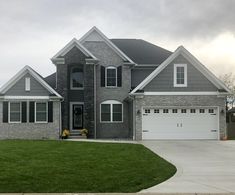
top-left (137, 110), bottom-right (141, 114)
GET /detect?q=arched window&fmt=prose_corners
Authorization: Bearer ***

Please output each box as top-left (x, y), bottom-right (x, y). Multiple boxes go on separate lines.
top-left (105, 66), bottom-right (117, 87)
top-left (71, 66), bottom-right (84, 89)
top-left (100, 100), bottom-right (123, 122)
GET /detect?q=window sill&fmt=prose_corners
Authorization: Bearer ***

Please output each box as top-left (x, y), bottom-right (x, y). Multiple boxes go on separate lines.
top-left (100, 121), bottom-right (123, 123)
top-left (70, 88), bottom-right (84, 90)
top-left (35, 121), bottom-right (48, 124)
top-left (173, 85), bottom-right (187, 87)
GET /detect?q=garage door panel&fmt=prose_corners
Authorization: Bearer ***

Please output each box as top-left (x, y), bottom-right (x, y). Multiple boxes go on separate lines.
top-left (142, 108), bottom-right (218, 140)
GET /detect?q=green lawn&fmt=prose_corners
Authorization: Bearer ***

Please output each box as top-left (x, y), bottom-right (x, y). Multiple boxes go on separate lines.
top-left (0, 140), bottom-right (176, 193)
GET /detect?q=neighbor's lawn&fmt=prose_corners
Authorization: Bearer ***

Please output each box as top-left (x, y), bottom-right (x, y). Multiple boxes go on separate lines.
top-left (0, 140), bottom-right (176, 193)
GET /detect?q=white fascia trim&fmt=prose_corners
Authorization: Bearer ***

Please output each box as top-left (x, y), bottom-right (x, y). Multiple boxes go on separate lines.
top-left (143, 91), bottom-right (221, 96)
top-left (25, 66), bottom-right (62, 98)
top-left (179, 47), bottom-right (231, 93)
top-left (130, 46), bottom-right (231, 94)
top-left (130, 47), bottom-right (180, 94)
top-left (51, 38), bottom-right (98, 61)
top-left (0, 66), bottom-right (28, 93)
top-left (78, 26), bottom-right (135, 64)
top-left (0, 65), bottom-right (62, 99)
top-left (3, 96), bottom-right (50, 100)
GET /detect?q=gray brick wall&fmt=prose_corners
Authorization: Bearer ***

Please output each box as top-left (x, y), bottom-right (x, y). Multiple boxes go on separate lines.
top-left (134, 95), bottom-right (226, 140)
top-left (56, 47), bottom-right (91, 132)
top-left (0, 101), bottom-right (60, 139)
top-left (83, 41), bottom-right (132, 139)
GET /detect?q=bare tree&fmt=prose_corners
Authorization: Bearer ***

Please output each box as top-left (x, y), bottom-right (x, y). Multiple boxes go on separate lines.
top-left (219, 73), bottom-right (235, 109)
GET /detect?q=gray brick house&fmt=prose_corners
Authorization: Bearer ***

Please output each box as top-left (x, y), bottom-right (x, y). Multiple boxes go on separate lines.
top-left (0, 27), bottom-right (231, 140)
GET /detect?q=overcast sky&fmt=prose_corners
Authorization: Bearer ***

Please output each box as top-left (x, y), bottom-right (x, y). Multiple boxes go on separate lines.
top-left (0, 0), bottom-right (235, 86)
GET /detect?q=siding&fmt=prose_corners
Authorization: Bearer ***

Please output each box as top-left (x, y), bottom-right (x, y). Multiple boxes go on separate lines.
top-left (5, 73), bottom-right (50, 96)
top-left (83, 41), bottom-right (132, 139)
top-left (144, 54), bottom-right (218, 92)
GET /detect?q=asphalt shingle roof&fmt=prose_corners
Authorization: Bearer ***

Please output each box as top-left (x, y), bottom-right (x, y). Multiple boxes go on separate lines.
top-left (110, 39), bottom-right (172, 65)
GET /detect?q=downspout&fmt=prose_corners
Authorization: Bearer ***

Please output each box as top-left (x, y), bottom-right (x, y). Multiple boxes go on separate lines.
top-left (94, 64), bottom-right (97, 139)
top-left (133, 96), bottom-right (136, 140)
top-left (59, 100), bottom-right (62, 138)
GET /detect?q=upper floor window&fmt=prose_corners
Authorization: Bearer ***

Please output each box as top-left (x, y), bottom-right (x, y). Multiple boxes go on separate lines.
top-left (100, 100), bottom-right (123, 122)
top-left (174, 64), bottom-right (187, 87)
top-left (106, 66), bottom-right (117, 87)
top-left (71, 67), bottom-right (84, 89)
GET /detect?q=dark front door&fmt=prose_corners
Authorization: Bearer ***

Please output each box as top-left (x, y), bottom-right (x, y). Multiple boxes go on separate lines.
top-left (73, 104), bottom-right (83, 129)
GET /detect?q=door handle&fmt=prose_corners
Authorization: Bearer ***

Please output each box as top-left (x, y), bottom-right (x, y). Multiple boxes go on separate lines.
top-left (142, 130), bottom-right (149, 132)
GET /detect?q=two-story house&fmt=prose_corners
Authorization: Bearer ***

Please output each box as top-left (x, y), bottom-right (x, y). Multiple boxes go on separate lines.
top-left (0, 27), bottom-right (230, 140)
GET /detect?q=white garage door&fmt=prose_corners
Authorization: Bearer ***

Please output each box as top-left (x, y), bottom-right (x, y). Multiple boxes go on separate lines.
top-left (142, 107), bottom-right (218, 140)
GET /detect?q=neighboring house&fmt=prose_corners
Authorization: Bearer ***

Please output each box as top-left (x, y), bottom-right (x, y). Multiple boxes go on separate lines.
top-left (227, 108), bottom-right (235, 139)
top-left (0, 26), bottom-right (231, 140)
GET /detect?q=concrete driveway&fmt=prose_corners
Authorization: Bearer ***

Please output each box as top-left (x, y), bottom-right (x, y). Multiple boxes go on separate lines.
top-left (141, 141), bottom-right (235, 193)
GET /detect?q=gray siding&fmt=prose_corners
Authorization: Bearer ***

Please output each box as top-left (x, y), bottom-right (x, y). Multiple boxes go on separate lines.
top-left (5, 73), bottom-right (50, 96)
top-left (0, 101), bottom-right (60, 139)
top-left (83, 41), bottom-right (132, 139)
top-left (131, 68), bottom-right (155, 88)
top-left (134, 95), bottom-right (226, 140)
top-left (144, 54), bottom-right (218, 92)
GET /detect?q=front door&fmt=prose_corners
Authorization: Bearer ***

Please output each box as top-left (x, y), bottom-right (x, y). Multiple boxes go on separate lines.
top-left (72, 104), bottom-right (83, 129)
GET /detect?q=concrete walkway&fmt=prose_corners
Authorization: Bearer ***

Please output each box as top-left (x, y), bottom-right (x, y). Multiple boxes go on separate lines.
top-left (141, 140), bottom-right (235, 193)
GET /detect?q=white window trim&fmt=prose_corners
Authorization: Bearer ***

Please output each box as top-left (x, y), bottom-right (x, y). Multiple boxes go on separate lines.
top-left (100, 100), bottom-right (123, 123)
top-left (25, 77), bottom-right (30, 91)
top-left (105, 66), bottom-right (117, 88)
top-left (8, 102), bottom-right (21, 123)
top-left (35, 102), bottom-right (48, 123)
top-left (174, 64), bottom-right (187, 87)
top-left (70, 66), bottom-right (84, 90)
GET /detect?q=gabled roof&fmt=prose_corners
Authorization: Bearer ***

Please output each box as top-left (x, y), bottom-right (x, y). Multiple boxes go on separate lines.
top-left (131, 46), bottom-right (231, 94)
top-left (79, 26), bottom-right (135, 64)
top-left (51, 38), bottom-right (98, 61)
top-left (0, 66), bottom-right (62, 98)
top-left (111, 39), bottom-right (172, 65)
top-left (44, 72), bottom-right (56, 89)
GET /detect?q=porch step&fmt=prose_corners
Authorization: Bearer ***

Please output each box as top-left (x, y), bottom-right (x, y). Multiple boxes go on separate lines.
top-left (68, 130), bottom-right (87, 139)
top-left (67, 135), bottom-right (87, 139)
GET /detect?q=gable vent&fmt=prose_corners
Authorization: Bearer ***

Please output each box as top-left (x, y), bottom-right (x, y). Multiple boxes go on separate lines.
top-left (25, 77), bottom-right (30, 91)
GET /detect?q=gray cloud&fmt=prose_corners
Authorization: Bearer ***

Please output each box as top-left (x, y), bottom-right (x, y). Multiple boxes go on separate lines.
top-left (0, 0), bottom-right (234, 85)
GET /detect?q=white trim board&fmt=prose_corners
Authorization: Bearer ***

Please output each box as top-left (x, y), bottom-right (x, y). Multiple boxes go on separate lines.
top-left (1, 96), bottom-right (50, 100)
top-left (0, 65), bottom-right (62, 99)
top-left (130, 46), bottom-right (231, 94)
top-left (79, 26), bottom-right (135, 64)
top-left (143, 91), bottom-right (223, 96)
top-left (51, 38), bottom-right (98, 63)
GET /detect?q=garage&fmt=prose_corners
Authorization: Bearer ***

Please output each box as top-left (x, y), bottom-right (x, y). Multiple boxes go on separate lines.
top-left (142, 107), bottom-right (219, 140)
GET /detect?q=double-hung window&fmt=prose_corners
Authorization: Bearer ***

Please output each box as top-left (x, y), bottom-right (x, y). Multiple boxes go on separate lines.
top-left (35, 102), bottom-right (48, 123)
top-left (106, 67), bottom-right (117, 87)
top-left (101, 100), bottom-right (123, 122)
top-left (174, 64), bottom-right (187, 87)
top-left (9, 102), bottom-right (21, 123)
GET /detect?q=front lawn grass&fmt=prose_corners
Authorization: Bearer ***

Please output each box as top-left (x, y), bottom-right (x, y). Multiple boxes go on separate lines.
top-left (0, 140), bottom-right (176, 193)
